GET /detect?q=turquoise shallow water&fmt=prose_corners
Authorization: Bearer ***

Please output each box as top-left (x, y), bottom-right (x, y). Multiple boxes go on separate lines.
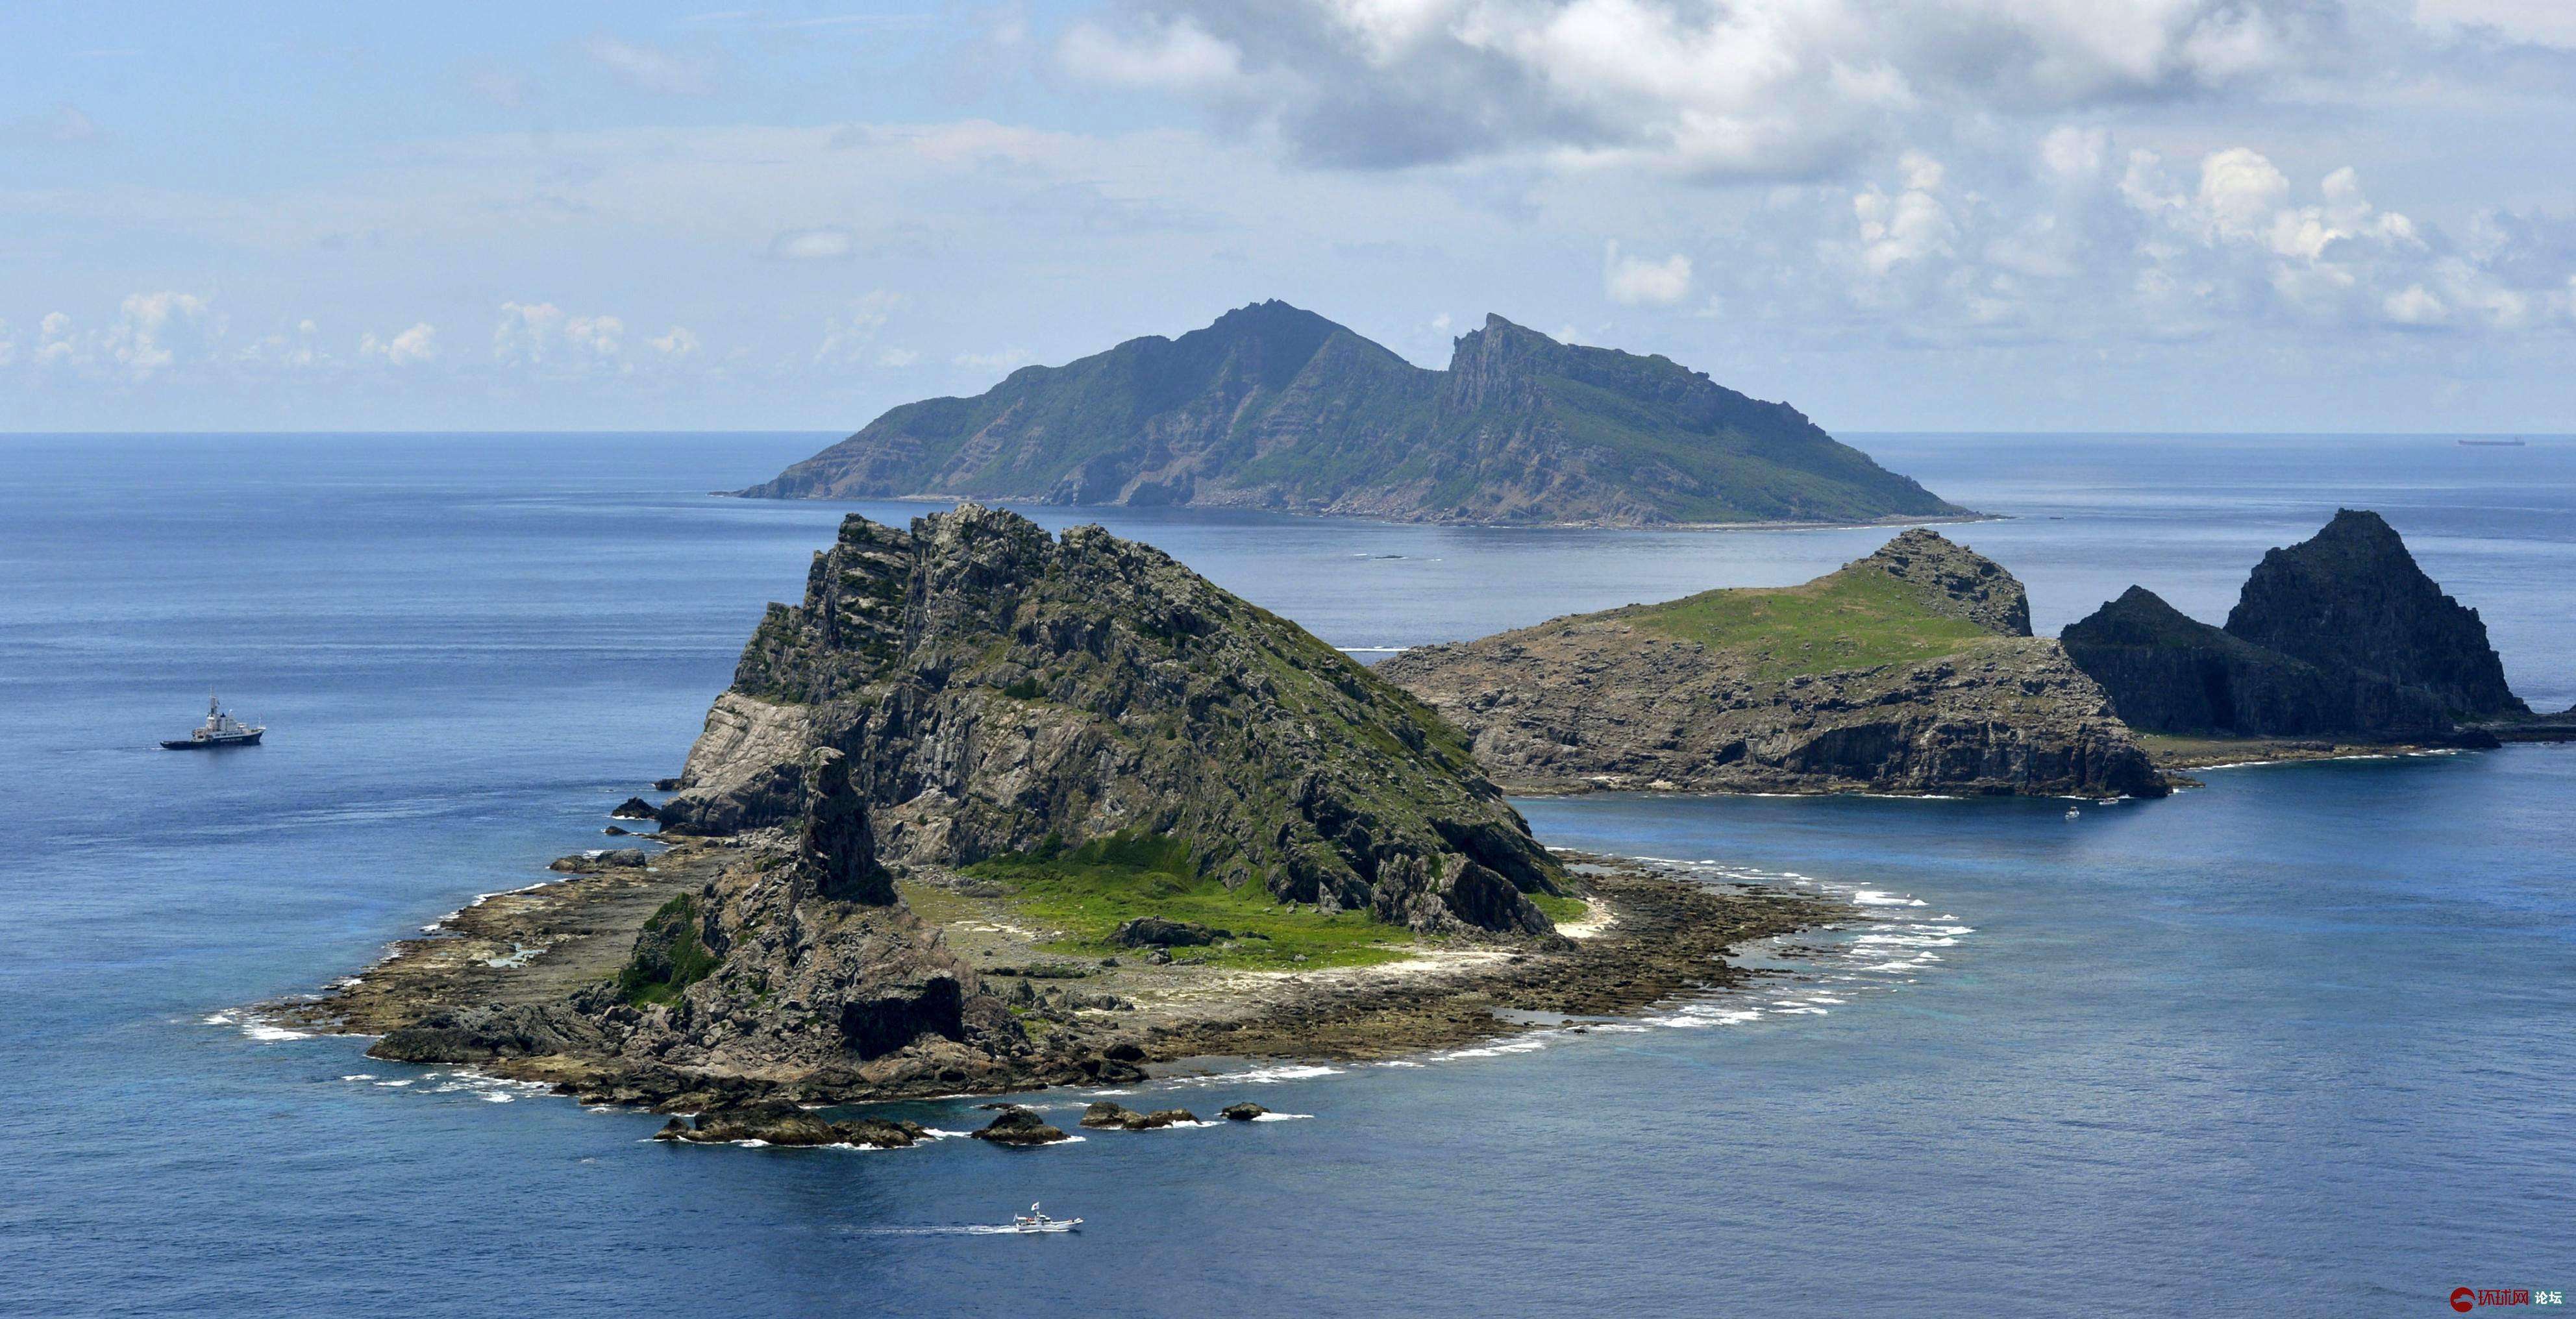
top-left (1, 432), bottom-right (2570, 1316)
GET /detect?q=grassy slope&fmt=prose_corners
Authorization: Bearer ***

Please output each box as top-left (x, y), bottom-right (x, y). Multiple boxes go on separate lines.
top-left (1618, 566), bottom-right (1998, 680)
top-left (960, 832), bottom-right (1423, 970)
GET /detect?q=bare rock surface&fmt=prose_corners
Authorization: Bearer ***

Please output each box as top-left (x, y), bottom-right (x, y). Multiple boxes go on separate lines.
top-left (1381, 530), bottom-right (2165, 798)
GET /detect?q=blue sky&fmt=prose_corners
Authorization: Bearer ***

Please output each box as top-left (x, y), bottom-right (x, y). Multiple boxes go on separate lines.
top-left (5, 0), bottom-right (2574, 432)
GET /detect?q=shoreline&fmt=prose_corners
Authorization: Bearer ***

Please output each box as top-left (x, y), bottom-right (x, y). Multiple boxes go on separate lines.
top-left (275, 843), bottom-right (1845, 1112)
top-left (711, 488), bottom-right (1998, 534)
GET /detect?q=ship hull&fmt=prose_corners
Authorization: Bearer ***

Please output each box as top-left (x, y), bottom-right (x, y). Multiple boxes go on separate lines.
top-left (161, 733), bottom-right (264, 750)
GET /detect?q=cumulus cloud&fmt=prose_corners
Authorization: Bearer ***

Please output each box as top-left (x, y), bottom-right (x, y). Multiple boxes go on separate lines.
top-left (875, 347), bottom-right (921, 367)
top-left (649, 326), bottom-right (700, 357)
top-left (1089, 0), bottom-right (2344, 175)
top-left (1058, 16), bottom-right (1244, 89)
top-left (362, 322), bottom-right (439, 365)
top-left (1604, 240), bottom-right (1692, 304)
top-left (582, 36), bottom-right (717, 95)
top-left (1801, 132), bottom-right (2575, 344)
top-left (817, 291), bottom-right (907, 365)
top-left (494, 302), bottom-right (621, 367)
top-left (104, 291), bottom-right (215, 374)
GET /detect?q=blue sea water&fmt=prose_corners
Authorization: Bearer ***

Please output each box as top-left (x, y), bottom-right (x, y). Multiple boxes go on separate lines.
top-left (1, 432), bottom-right (2570, 1317)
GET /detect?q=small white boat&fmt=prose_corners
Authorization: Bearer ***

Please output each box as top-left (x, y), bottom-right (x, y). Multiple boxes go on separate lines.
top-left (1011, 1202), bottom-right (1082, 1233)
top-left (2064, 806), bottom-right (2082, 820)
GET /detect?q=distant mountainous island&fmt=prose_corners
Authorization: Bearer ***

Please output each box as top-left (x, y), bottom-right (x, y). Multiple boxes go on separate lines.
top-left (737, 301), bottom-right (1972, 528)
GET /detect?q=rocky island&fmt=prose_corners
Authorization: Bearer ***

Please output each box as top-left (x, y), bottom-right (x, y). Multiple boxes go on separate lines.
top-left (735, 301), bottom-right (1972, 529)
top-left (2062, 510), bottom-right (2530, 760)
top-left (1379, 530), bottom-right (2168, 798)
top-left (284, 505), bottom-right (1837, 1113)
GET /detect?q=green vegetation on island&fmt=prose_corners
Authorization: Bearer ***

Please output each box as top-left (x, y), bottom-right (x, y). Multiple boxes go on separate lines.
top-left (737, 301), bottom-right (1969, 528)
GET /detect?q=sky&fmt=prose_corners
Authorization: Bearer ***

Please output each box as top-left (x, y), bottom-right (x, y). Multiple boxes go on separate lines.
top-left (3, 0), bottom-right (2573, 434)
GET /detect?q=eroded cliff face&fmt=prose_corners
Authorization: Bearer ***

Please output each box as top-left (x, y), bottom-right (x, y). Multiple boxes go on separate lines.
top-left (2064, 510), bottom-right (2525, 739)
top-left (1380, 531), bottom-right (2167, 798)
top-left (2059, 586), bottom-right (2453, 739)
top-left (2225, 510), bottom-right (2526, 719)
top-left (662, 503), bottom-right (1565, 935)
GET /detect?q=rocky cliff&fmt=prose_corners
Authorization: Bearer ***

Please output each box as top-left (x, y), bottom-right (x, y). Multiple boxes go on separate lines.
top-left (2225, 510), bottom-right (2525, 719)
top-left (663, 502), bottom-right (1567, 933)
top-left (735, 302), bottom-right (1967, 528)
top-left (1379, 530), bottom-right (2168, 798)
top-left (2063, 510), bottom-right (2525, 740)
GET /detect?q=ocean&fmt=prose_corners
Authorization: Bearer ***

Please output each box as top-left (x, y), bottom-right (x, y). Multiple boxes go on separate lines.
top-left (2, 432), bottom-right (2569, 1316)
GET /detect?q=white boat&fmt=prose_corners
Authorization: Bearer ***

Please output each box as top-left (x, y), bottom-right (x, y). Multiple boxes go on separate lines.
top-left (2064, 806), bottom-right (2081, 820)
top-left (1011, 1202), bottom-right (1082, 1233)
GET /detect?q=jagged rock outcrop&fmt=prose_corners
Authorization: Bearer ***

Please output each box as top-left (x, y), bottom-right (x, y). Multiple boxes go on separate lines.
top-left (2064, 510), bottom-right (2525, 740)
top-left (2225, 510), bottom-right (2525, 719)
top-left (1380, 530), bottom-right (2168, 798)
top-left (799, 747), bottom-right (893, 904)
top-left (2060, 587), bottom-right (2454, 739)
top-left (736, 302), bottom-right (1966, 528)
top-left (662, 502), bottom-right (1567, 935)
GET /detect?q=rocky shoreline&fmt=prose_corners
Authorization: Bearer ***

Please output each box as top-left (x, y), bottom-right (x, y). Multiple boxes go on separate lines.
top-left (274, 839), bottom-right (1843, 1113)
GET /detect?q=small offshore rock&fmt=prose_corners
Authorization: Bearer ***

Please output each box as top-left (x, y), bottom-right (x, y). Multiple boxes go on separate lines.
top-left (602, 824), bottom-right (630, 836)
top-left (1220, 1103), bottom-right (1269, 1121)
top-left (1080, 1102), bottom-right (1143, 1129)
top-left (832, 1116), bottom-right (927, 1148)
top-left (970, 1105), bottom-right (1071, 1146)
top-left (1122, 1107), bottom-right (1198, 1130)
top-left (686, 1102), bottom-right (841, 1146)
top-left (611, 796), bottom-right (660, 820)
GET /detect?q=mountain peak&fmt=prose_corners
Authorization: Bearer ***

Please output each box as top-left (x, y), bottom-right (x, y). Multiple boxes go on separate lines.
top-left (737, 302), bottom-right (1966, 527)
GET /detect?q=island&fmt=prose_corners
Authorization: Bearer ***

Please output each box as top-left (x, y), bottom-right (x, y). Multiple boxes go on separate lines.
top-left (282, 505), bottom-right (1839, 1115)
top-left (2061, 510), bottom-right (2534, 764)
top-left (733, 301), bottom-right (1973, 529)
top-left (1378, 529), bottom-right (2168, 798)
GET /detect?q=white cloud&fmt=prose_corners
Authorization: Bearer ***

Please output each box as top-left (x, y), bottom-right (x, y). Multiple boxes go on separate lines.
top-left (494, 302), bottom-right (621, 367)
top-left (2383, 284), bottom-right (2449, 324)
top-left (1603, 240), bottom-right (1693, 304)
top-left (650, 326), bottom-right (700, 357)
top-left (2196, 147), bottom-right (2290, 239)
top-left (817, 291), bottom-right (907, 364)
top-left (767, 227), bottom-right (855, 260)
top-left (582, 36), bottom-right (717, 95)
top-left (362, 323), bottom-right (439, 365)
top-left (875, 347), bottom-right (921, 367)
top-left (954, 347), bottom-right (1034, 373)
top-left (565, 314), bottom-right (623, 357)
top-left (1058, 16), bottom-right (1243, 89)
top-left (2040, 125), bottom-right (2107, 179)
top-left (1113, 0), bottom-right (2340, 175)
top-left (0, 320), bottom-right (14, 367)
top-left (104, 291), bottom-right (215, 375)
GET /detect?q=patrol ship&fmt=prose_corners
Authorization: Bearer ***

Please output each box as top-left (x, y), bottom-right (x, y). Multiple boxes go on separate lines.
top-left (162, 695), bottom-right (265, 749)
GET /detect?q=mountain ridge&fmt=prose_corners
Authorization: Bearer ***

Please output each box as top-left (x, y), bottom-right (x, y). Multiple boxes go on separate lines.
top-left (738, 301), bottom-right (1971, 528)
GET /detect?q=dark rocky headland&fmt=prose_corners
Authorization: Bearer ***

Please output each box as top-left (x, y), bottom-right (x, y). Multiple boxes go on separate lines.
top-left (735, 301), bottom-right (1972, 530)
top-left (2062, 510), bottom-right (2533, 756)
top-left (1380, 529), bottom-right (2168, 798)
top-left (284, 505), bottom-right (1839, 1113)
